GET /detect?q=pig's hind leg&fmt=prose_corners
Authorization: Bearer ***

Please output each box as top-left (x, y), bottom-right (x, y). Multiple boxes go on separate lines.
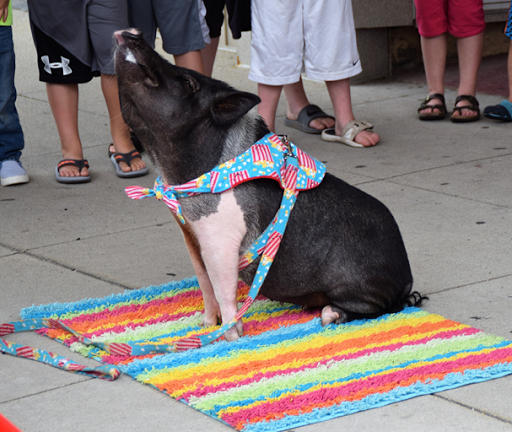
top-left (320, 282), bottom-right (419, 326)
top-left (321, 305), bottom-right (350, 326)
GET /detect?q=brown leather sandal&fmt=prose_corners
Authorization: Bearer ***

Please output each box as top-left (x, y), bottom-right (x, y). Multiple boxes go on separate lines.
top-left (418, 94), bottom-right (447, 120)
top-left (451, 95), bottom-right (480, 123)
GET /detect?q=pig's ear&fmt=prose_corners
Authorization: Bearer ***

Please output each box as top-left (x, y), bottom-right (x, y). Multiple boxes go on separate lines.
top-left (211, 91), bottom-right (261, 126)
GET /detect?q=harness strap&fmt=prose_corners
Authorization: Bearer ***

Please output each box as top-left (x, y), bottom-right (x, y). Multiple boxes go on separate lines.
top-left (0, 320), bottom-right (121, 380)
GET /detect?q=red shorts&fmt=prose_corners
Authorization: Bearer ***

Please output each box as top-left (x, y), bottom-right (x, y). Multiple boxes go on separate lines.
top-left (414, 0), bottom-right (485, 38)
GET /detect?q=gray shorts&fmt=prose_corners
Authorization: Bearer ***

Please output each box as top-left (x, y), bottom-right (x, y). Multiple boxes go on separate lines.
top-left (28, 0), bottom-right (128, 80)
top-left (127, 0), bottom-right (206, 55)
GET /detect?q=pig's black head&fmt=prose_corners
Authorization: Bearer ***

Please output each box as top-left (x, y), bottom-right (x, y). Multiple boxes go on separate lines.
top-left (115, 29), bottom-right (266, 184)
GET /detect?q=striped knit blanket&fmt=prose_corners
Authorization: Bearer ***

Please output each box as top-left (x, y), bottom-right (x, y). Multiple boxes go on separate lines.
top-left (20, 277), bottom-right (512, 432)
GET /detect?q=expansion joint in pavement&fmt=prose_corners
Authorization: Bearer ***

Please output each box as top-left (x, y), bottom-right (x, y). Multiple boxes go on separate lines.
top-left (433, 394), bottom-right (512, 425)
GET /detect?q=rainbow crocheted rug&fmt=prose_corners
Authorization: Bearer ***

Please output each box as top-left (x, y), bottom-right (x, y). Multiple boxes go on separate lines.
top-left (21, 277), bottom-right (512, 432)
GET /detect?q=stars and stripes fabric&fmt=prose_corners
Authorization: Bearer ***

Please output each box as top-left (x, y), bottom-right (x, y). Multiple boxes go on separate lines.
top-left (124, 133), bottom-right (326, 226)
top-left (0, 319), bottom-right (120, 380)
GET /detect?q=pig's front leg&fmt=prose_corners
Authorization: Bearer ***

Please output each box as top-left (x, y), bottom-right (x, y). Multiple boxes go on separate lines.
top-left (188, 189), bottom-right (247, 341)
top-left (173, 212), bottom-right (222, 327)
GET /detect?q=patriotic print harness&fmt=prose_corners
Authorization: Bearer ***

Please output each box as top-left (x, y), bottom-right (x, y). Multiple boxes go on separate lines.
top-left (0, 134), bottom-right (325, 378)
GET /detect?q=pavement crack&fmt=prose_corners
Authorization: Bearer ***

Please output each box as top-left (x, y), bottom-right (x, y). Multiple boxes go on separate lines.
top-left (433, 394), bottom-right (512, 425)
top-left (429, 274), bottom-right (512, 294)
top-left (0, 378), bottom-right (93, 405)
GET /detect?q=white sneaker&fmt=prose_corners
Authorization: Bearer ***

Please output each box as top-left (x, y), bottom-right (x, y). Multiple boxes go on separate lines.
top-left (0, 160), bottom-right (30, 186)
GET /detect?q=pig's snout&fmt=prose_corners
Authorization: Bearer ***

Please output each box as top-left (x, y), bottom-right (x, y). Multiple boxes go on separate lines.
top-left (114, 28), bottom-right (143, 46)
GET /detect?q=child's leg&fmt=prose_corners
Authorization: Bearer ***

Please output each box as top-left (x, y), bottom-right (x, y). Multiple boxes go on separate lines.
top-left (284, 78), bottom-right (334, 131)
top-left (419, 33), bottom-right (447, 115)
top-left (201, 36), bottom-right (219, 78)
top-left (46, 82), bottom-right (89, 177)
top-left (325, 78), bottom-right (379, 147)
top-left (257, 83), bottom-right (283, 132)
top-left (101, 74), bottom-right (146, 173)
top-left (174, 50), bottom-right (204, 74)
top-left (454, 32), bottom-right (484, 117)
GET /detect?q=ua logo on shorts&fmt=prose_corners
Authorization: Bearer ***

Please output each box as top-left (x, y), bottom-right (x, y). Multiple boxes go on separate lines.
top-left (41, 55), bottom-right (73, 75)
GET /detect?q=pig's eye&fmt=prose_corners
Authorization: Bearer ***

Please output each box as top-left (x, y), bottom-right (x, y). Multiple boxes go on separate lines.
top-left (184, 78), bottom-right (198, 93)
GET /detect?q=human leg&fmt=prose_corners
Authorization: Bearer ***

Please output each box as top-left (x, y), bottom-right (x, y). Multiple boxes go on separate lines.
top-left (46, 83), bottom-right (89, 178)
top-left (257, 83), bottom-right (283, 133)
top-left (101, 74), bottom-right (146, 173)
top-left (202, 0), bottom-right (224, 77)
top-left (201, 36), bottom-right (219, 77)
top-left (450, 32), bottom-right (484, 120)
top-left (0, 27), bottom-right (28, 186)
top-left (173, 50), bottom-right (205, 74)
top-left (154, 0), bottom-right (206, 63)
top-left (127, 0), bottom-right (157, 46)
top-left (324, 79), bottom-right (379, 147)
top-left (249, 0), bottom-right (303, 132)
top-left (0, 26), bottom-right (25, 164)
top-left (445, 0), bottom-right (484, 120)
top-left (418, 34), bottom-right (448, 116)
top-left (483, 41), bottom-right (512, 120)
top-left (87, 0), bottom-right (146, 174)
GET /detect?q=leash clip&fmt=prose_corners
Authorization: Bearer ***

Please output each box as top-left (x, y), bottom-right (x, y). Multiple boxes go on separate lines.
top-left (278, 135), bottom-right (296, 159)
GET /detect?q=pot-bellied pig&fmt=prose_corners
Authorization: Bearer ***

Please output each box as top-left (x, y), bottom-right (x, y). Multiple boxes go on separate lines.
top-left (114, 29), bottom-right (422, 341)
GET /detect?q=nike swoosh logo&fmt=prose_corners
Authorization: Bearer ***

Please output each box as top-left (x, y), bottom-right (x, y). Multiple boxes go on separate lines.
top-left (353, 59), bottom-right (360, 66)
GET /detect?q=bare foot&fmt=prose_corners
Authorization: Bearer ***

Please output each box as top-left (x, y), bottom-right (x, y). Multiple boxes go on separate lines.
top-left (352, 129), bottom-right (380, 147)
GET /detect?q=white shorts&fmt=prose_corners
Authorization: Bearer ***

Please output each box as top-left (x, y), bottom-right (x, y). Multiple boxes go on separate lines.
top-left (249, 0), bottom-right (362, 85)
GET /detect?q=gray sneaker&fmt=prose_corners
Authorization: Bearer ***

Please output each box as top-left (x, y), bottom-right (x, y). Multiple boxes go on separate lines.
top-left (0, 160), bottom-right (30, 186)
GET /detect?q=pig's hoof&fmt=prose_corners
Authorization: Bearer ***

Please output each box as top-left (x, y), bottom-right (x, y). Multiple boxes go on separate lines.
top-left (224, 326), bottom-right (241, 342)
top-left (200, 313), bottom-right (221, 327)
top-left (235, 319), bottom-right (244, 337)
top-left (321, 305), bottom-right (349, 326)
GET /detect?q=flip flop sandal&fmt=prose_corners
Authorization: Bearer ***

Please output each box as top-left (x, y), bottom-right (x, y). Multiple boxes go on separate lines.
top-left (55, 159), bottom-right (91, 184)
top-left (484, 100), bottom-right (512, 122)
top-left (418, 93), bottom-right (447, 120)
top-left (111, 150), bottom-right (149, 178)
top-left (321, 120), bottom-right (375, 148)
top-left (451, 95), bottom-right (480, 123)
top-left (284, 104), bottom-right (334, 134)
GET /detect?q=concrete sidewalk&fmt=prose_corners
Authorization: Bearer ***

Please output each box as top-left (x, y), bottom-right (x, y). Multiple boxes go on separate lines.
top-left (1, 7), bottom-right (511, 432)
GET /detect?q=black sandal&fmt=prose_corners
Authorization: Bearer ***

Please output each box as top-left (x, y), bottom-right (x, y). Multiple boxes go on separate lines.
top-left (451, 95), bottom-right (480, 123)
top-left (110, 150), bottom-right (148, 178)
top-left (55, 159), bottom-right (91, 184)
top-left (418, 94), bottom-right (447, 120)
